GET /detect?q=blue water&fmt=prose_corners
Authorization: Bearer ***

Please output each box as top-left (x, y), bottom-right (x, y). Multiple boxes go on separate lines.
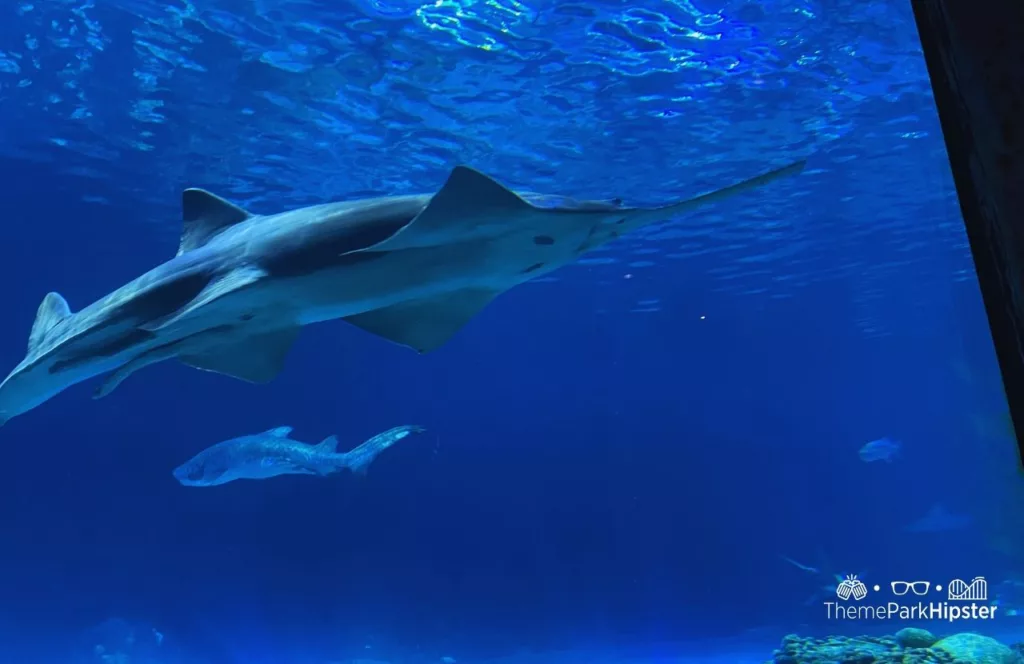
top-left (0, 0), bottom-right (1020, 662)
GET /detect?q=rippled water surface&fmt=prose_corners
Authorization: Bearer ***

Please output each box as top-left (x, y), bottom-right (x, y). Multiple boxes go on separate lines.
top-left (0, 0), bottom-right (970, 336)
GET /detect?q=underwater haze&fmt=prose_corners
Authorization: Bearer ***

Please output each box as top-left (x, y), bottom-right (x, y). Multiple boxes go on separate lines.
top-left (0, 0), bottom-right (1020, 663)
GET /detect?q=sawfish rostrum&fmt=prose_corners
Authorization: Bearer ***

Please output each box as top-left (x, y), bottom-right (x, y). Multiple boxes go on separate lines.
top-left (0, 160), bottom-right (806, 426)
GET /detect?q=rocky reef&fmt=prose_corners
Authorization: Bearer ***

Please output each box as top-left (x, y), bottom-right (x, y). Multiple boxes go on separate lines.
top-left (768, 629), bottom-right (1024, 664)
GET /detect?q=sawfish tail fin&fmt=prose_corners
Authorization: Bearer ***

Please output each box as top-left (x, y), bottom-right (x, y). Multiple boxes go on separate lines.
top-left (337, 425), bottom-right (426, 475)
top-left (621, 158), bottom-right (807, 233)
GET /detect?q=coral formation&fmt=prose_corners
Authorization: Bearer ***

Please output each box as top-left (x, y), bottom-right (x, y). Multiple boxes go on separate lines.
top-left (768, 630), bottom-right (1023, 664)
top-left (894, 627), bottom-right (939, 649)
top-left (932, 633), bottom-right (1019, 664)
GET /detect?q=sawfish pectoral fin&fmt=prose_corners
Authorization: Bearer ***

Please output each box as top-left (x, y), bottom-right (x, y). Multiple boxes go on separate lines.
top-left (179, 326), bottom-right (301, 384)
top-left (368, 165), bottom-right (533, 251)
top-left (343, 288), bottom-right (500, 353)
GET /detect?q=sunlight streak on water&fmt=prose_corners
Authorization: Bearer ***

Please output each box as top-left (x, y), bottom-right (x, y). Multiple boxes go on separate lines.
top-left (0, 0), bottom-right (969, 336)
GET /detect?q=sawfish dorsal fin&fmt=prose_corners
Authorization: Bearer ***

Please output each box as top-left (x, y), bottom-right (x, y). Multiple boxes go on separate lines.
top-left (368, 165), bottom-right (531, 251)
top-left (266, 426), bottom-right (293, 438)
top-left (178, 188), bottom-right (252, 256)
top-left (314, 435), bottom-right (339, 453)
top-left (28, 291), bottom-right (72, 353)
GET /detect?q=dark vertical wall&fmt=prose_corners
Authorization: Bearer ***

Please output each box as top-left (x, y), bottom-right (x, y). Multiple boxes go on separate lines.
top-left (913, 0), bottom-right (1024, 468)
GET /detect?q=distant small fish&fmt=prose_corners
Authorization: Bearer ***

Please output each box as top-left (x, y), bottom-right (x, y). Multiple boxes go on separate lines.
top-left (858, 437), bottom-right (901, 463)
top-left (173, 425), bottom-right (425, 487)
top-left (779, 555), bottom-right (820, 575)
top-left (779, 554), bottom-right (866, 605)
top-left (904, 503), bottom-right (973, 533)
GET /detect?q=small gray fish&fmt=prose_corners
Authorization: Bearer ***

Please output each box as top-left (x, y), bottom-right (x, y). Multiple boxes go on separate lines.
top-left (173, 424), bottom-right (424, 487)
top-left (904, 503), bottom-right (973, 533)
top-left (858, 437), bottom-right (901, 463)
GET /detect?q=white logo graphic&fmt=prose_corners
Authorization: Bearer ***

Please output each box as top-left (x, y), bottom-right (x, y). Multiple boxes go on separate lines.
top-left (948, 576), bottom-right (987, 601)
top-left (825, 574), bottom-right (998, 622)
top-left (891, 580), bottom-right (931, 596)
top-left (836, 574), bottom-right (868, 601)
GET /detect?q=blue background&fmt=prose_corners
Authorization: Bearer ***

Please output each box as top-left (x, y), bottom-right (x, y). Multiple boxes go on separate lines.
top-left (0, 0), bottom-right (1020, 662)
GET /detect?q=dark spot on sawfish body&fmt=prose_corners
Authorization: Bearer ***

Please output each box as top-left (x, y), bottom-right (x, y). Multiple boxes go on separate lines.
top-left (521, 262), bottom-right (545, 274)
top-left (239, 313), bottom-right (255, 321)
top-left (533, 235), bottom-right (555, 246)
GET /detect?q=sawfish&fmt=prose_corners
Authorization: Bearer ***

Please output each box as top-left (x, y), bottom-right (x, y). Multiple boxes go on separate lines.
top-left (0, 159), bottom-right (806, 426)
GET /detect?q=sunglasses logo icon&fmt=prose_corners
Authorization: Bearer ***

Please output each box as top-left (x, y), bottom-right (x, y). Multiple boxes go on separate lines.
top-left (891, 580), bottom-right (931, 596)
